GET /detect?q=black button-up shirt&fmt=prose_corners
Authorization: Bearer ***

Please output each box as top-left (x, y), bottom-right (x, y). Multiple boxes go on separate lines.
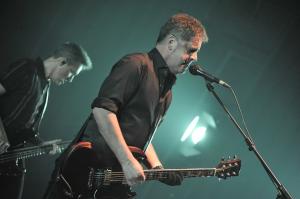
top-left (0, 58), bottom-right (49, 146)
top-left (82, 48), bottom-right (176, 158)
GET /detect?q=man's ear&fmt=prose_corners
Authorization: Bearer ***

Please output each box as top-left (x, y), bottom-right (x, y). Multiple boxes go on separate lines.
top-left (167, 34), bottom-right (178, 52)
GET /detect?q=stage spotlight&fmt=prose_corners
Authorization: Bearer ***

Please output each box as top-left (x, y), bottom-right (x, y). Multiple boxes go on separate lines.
top-left (191, 127), bottom-right (207, 144)
top-left (181, 116), bottom-right (199, 142)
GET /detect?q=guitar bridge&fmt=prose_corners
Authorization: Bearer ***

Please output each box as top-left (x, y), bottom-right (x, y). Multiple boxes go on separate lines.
top-left (103, 169), bottom-right (112, 186)
top-left (88, 168), bottom-right (112, 187)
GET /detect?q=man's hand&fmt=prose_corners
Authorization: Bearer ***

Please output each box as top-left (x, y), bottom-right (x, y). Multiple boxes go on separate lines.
top-left (0, 117), bottom-right (10, 154)
top-left (153, 165), bottom-right (183, 186)
top-left (0, 140), bottom-right (9, 154)
top-left (121, 157), bottom-right (145, 186)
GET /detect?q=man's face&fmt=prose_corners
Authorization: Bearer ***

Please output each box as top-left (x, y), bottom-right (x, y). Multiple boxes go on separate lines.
top-left (50, 60), bottom-right (83, 85)
top-left (166, 35), bottom-right (202, 75)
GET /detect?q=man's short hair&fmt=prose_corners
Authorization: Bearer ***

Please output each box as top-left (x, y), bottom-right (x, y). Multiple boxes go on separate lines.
top-left (157, 13), bottom-right (208, 43)
top-left (52, 42), bottom-right (92, 70)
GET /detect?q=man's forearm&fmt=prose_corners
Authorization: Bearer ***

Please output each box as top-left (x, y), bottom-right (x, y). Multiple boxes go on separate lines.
top-left (0, 117), bottom-right (10, 154)
top-left (0, 83), bottom-right (9, 153)
top-left (0, 83), bottom-right (6, 95)
top-left (145, 143), bottom-right (163, 168)
top-left (92, 107), bottom-right (135, 164)
top-left (92, 107), bottom-right (145, 185)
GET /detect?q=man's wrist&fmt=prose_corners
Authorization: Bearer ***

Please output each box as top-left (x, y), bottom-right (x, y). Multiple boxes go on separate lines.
top-left (152, 165), bottom-right (164, 169)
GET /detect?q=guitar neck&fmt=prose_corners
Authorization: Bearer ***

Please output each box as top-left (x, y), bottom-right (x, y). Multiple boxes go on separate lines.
top-left (144, 168), bottom-right (217, 181)
top-left (96, 168), bottom-right (218, 185)
top-left (0, 141), bottom-right (70, 163)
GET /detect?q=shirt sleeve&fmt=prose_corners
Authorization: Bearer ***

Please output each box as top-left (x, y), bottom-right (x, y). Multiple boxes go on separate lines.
top-left (0, 59), bottom-right (33, 92)
top-left (91, 55), bottom-right (143, 114)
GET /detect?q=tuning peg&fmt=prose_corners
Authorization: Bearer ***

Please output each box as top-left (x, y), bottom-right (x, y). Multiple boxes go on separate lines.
top-left (228, 155), bottom-right (231, 160)
top-left (219, 173), bottom-right (225, 180)
top-left (233, 155), bottom-right (238, 159)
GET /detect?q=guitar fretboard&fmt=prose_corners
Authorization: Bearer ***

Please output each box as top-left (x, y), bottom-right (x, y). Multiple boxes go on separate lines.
top-left (91, 168), bottom-right (218, 186)
top-left (0, 141), bottom-right (70, 163)
top-left (144, 168), bottom-right (217, 180)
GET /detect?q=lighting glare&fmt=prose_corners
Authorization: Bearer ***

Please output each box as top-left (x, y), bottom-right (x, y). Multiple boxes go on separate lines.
top-left (191, 127), bottom-right (207, 144)
top-left (181, 116), bottom-right (199, 142)
top-left (202, 112), bottom-right (216, 128)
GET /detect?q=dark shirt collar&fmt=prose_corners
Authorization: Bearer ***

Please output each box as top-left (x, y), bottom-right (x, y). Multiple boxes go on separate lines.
top-left (148, 48), bottom-right (168, 71)
top-left (148, 48), bottom-right (176, 96)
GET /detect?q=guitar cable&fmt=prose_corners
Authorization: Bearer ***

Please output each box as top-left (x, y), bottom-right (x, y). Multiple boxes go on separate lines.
top-left (59, 174), bottom-right (74, 198)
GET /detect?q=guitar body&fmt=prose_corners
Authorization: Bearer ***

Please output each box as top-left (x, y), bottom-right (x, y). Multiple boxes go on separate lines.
top-left (60, 142), bottom-right (135, 198)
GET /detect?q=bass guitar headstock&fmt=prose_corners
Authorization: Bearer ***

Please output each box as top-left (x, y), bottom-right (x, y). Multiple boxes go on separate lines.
top-left (215, 156), bottom-right (241, 180)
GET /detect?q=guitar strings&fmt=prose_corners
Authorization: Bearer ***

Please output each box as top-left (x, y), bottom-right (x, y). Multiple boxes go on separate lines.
top-left (91, 170), bottom-right (215, 182)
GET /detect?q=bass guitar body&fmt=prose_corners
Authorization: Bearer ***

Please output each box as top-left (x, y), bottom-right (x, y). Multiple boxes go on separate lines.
top-left (60, 142), bottom-right (139, 198)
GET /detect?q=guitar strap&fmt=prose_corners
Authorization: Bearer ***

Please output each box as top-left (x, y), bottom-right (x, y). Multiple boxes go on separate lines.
top-left (59, 113), bottom-right (92, 166)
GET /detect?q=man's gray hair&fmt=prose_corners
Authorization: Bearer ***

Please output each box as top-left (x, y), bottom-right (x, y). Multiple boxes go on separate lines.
top-left (157, 13), bottom-right (208, 43)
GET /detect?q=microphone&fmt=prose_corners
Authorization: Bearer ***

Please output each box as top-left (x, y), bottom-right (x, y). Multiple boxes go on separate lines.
top-left (189, 64), bottom-right (230, 88)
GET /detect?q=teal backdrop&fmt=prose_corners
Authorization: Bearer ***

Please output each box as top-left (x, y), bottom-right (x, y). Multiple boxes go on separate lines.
top-left (1, 0), bottom-right (299, 198)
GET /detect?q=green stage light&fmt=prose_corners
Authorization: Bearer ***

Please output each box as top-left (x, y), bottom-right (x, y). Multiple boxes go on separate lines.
top-left (181, 116), bottom-right (199, 142)
top-left (191, 127), bottom-right (207, 144)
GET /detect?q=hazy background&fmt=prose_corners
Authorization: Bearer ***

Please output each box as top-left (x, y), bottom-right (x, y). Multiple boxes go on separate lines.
top-left (1, 0), bottom-right (299, 198)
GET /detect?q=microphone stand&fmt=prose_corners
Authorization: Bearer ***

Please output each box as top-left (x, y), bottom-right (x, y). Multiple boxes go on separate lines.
top-left (205, 82), bottom-right (293, 199)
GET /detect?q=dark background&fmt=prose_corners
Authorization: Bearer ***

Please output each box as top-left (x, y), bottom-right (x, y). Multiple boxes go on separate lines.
top-left (1, 0), bottom-right (299, 198)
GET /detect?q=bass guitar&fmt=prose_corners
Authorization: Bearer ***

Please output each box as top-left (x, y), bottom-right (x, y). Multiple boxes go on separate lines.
top-left (59, 141), bottom-right (241, 199)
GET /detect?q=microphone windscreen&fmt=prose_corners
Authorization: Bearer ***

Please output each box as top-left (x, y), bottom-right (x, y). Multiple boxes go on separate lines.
top-left (189, 64), bottom-right (201, 75)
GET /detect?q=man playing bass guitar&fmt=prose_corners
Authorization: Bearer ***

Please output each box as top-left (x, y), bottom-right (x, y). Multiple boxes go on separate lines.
top-left (44, 13), bottom-right (209, 199)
